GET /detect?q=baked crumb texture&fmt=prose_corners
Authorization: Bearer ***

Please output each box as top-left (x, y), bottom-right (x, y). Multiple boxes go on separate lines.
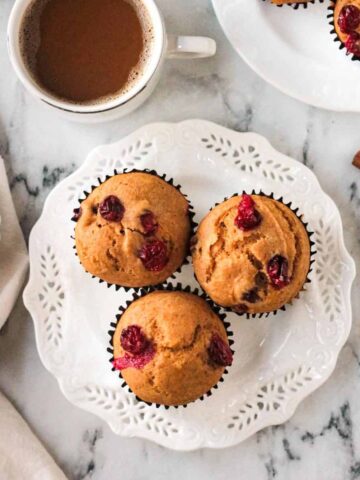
top-left (331, 0), bottom-right (360, 60)
top-left (112, 290), bottom-right (232, 406)
top-left (75, 172), bottom-right (192, 288)
top-left (192, 195), bottom-right (311, 315)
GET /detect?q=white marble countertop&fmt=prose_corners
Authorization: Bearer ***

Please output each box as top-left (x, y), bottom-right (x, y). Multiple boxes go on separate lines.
top-left (1, 0), bottom-right (360, 478)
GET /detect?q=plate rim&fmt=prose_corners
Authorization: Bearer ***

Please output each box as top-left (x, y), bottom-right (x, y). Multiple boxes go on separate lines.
top-left (23, 119), bottom-right (356, 450)
top-left (211, 0), bottom-right (359, 113)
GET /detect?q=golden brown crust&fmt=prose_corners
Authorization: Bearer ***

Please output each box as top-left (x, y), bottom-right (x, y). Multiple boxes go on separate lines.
top-left (75, 172), bottom-right (191, 287)
top-left (113, 291), bottom-right (229, 406)
top-left (192, 195), bottom-right (311, 314)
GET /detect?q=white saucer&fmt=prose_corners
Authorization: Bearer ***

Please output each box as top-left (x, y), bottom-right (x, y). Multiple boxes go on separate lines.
top-left (212, 0), bottom-right (360, 111)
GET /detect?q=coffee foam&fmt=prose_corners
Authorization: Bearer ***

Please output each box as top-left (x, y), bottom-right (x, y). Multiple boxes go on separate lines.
top-left (20, 0), bottom-right (47, 76)
top-left (20, 0), bottom-right (156, 106)
top-left (120, 0), bottom-right (156, 103)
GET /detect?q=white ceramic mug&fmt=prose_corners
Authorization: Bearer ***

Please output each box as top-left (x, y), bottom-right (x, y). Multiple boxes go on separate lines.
top-left (7, 0), bottom-right (216, 122)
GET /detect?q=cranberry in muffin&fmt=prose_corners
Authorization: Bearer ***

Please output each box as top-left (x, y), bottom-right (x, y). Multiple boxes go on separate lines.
top-left (112, 290), bottom-right (232, 406)
top-left (192, 194), bottom-right (311, 314)
top-left (333, 0), bottom-right (360, 57)
top-left (74, 172), bottom-right (192, 288)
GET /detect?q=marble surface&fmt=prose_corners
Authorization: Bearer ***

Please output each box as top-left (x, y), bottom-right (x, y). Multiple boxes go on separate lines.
top-left (1, 0), bottom-right (360, 478)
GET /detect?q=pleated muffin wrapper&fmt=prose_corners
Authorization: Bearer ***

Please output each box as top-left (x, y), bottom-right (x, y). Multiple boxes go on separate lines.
top-left (263, 0), bottom-right (324, 9)
top-left (328, 1), bottom-right (360, 62)
top-left (192, 191), bottom-right (316, 319)
top-left (107, 282), bottom-right (235, 409)
top-left (71, 168), bottom-right (197, 293)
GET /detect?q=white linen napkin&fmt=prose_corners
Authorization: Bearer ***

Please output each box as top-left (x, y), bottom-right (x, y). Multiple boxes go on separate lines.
top-left (0, 155), bottom-right (28, 328)
top-left (0, 392), bottom-right (68, 480)
top-left (0, 156), bottom-right (68, 480)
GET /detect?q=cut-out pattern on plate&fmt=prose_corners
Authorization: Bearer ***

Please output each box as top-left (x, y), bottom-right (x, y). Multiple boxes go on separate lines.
top-left (38, 245), bottom-right (64, 349)
top-left (315, 219), bottom-right (343, 322)
top-left (94, 140), bottom-right (154, 174)
top-left (227, 365), bottom-right (314, 431)
top-left (81, 384), bottom-right (181, 436)
top-left (23, 120), bottom-right (355, 450)
top-left (201, 134), bottom-right (296, 182)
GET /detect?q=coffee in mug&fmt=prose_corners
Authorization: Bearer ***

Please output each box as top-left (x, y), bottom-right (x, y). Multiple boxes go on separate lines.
top-left (20, 0), bottom-right (155, 104)
top-left (9, 0), bottom-right (216, 121)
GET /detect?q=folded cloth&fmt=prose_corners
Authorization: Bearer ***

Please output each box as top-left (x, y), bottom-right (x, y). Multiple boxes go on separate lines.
top-left (0, 157), bottom-right (67, 479)
top-left (0, 392), bottom-right (68, 480)
top-left (0, 155), bottom-right (28, 328)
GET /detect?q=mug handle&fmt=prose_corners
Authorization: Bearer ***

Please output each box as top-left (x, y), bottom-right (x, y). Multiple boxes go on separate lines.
top-left (166, 35), bottom-right (216, 59)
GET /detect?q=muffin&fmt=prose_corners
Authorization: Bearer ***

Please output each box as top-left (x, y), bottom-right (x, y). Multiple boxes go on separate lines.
top-left (192, 194), bottom-right (311, 315)
top-left (111, 290), bottom-right (233, 406)
top-left (331, 0), bottom-right (360, 58)
top-left (73, 172), bottom-right (192, 288)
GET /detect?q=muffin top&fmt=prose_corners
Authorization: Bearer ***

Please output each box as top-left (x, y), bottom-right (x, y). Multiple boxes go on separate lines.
top-left (112, 290), bottom-right (233, 406)
top-left (333, 0), bottom-right (360, 55)
top-left (192, 194), bottom-right (311, 314)
top-left (74, 172), bottom-right (191, 288)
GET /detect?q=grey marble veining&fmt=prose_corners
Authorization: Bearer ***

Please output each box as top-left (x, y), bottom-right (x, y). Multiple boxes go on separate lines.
top-left (1, 0), bottom-right (360, 478)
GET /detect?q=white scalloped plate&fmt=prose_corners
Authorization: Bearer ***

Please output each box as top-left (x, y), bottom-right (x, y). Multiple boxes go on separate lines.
top-left (23, 120), bottom-right (355, 450)
top-left (212, 0), bottom-right (360, 112)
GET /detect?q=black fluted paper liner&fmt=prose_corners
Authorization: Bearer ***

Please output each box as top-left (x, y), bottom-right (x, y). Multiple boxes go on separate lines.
top-left (328, 1), bottom-right (360, 62)
top-left (192, 190), bottom-right (316, 319)
top-left (71, 168), bottom-right (197, 293)
top-left (263, 0), bottom-right (324, 9)
top-left (107, 282), bottom-right (234, 409)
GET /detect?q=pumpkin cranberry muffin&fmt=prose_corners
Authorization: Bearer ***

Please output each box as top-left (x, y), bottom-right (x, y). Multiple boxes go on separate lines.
top-left (112, 290), bottom-right (233, 406)
top-left (192, 194), bottom-right (311, 315)
top-left (74, 172), bottom-right (192, 288)
top-left (332, 0), bottom-right (360, 58)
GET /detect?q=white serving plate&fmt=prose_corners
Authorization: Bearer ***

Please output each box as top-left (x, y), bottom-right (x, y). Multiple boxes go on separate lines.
top-left (23, 120), bottom-right (355, 450)
top-left (212, 0), bottom-right (360, 112)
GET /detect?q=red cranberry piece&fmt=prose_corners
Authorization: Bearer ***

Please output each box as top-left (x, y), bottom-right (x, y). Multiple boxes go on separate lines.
top-left (267, 255), bottom-right (290, 289)
top-left (72, 207), bottom-right (82, 222)
top-left (113, 344), bottom-right (155, 370)
top-left (234, 194), bottom-right (262, 231)
top-left (99, 195), bottom-right (125, 222)
top-left (338, 5), bottom-right (360, 34)
top-left (138, 239), bottom-right (168, 272)
top-left (345, 31), bottom-right (360, 56)
top-left (120, 325), bottom-right (149, 355)
top-left (208, 333), bottom-right (233, 367)
top-left (140, 212), bottom-right (158, 236)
